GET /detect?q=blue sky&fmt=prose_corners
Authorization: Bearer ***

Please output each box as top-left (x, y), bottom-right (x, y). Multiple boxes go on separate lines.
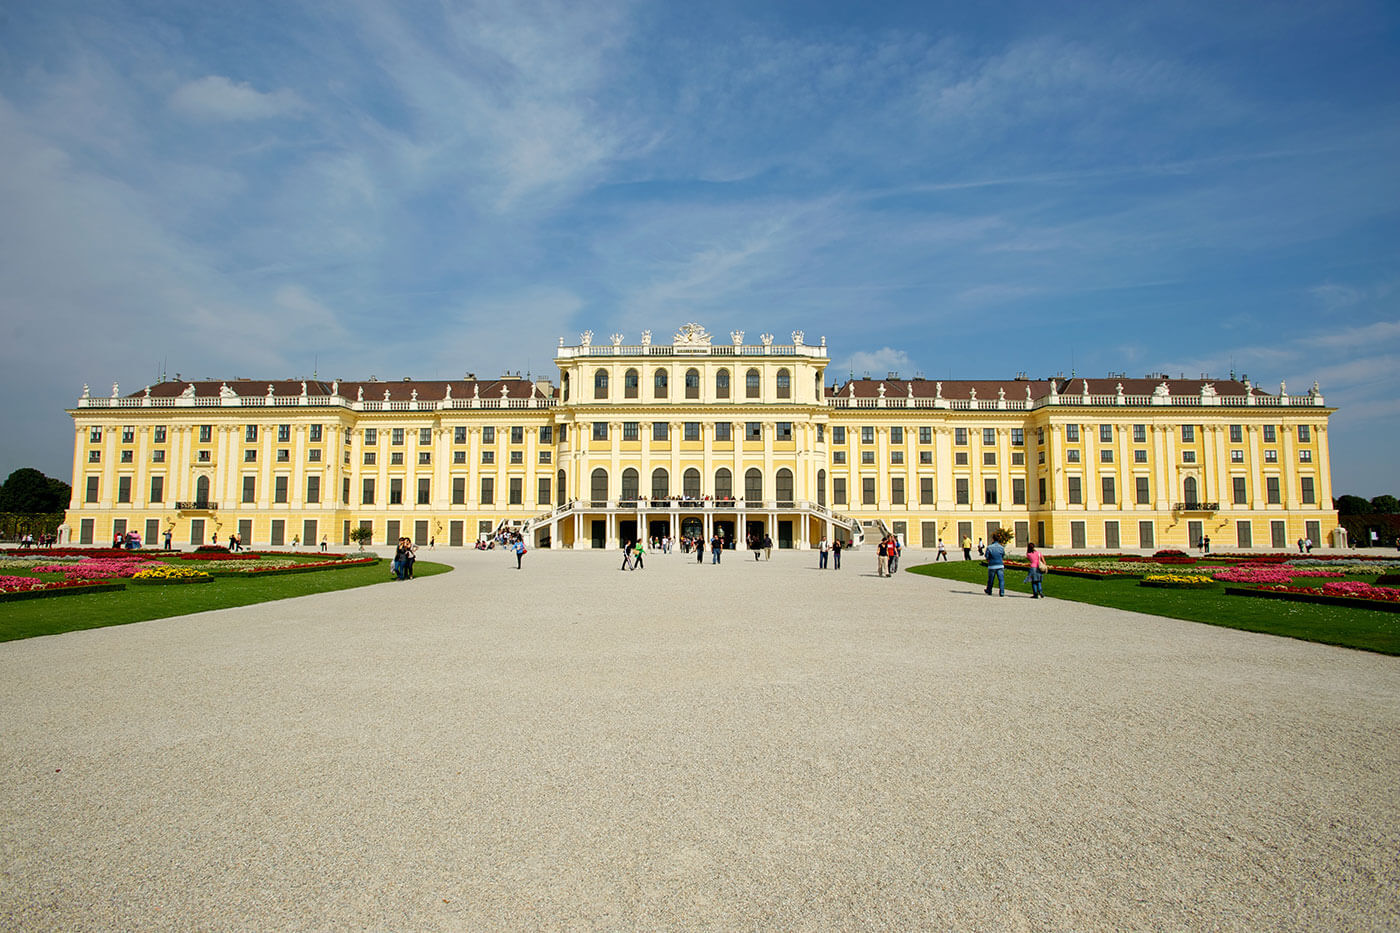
top-left (1, 0), bottom-right (1396, 495)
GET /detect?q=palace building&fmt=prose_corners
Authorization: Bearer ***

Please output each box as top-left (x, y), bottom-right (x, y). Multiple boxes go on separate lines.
top-left (65, 324), bottom-right (1338, 551)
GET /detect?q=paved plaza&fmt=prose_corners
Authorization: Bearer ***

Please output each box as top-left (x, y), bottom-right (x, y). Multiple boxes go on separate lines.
top-left (1, 547), bottom-right (1398, 931)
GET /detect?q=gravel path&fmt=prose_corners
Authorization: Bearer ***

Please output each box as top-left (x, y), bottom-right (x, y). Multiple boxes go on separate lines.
top-left (2, 547), bottom-right (1397, 931)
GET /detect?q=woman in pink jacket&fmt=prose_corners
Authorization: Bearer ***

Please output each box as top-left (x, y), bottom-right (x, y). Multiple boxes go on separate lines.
top-left (1026, 543), bottom-right (1049, 599)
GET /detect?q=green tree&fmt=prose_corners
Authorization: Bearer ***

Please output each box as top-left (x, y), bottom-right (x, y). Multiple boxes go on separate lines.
top-left (1371, 494), bottom-right (1400, 514)
top-left (1334, 494), bottom-right (1372, 515)
top-left (0, 468), bottom-right (66, 513)
top-left (348, 525), bottom-right (374, 550)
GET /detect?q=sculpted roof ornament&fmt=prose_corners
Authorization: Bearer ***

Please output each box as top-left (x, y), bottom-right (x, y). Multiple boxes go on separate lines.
top-left (1153, 381), bottom-right (1170, 398)
top-left (641, 330), bottom-right (651, 347)
top-left (357, 386), bottom-right (364, 401)
top-left (935, 381), bottom-right (943, 399)
top-left (792, 330), bottom-right (804, 346)
top-left (580, 330), bottom-right (593, 347)
top-left (610, 333), bottom-right (623, 346)
top-left (760, 333), bottom-right (774, 346)
top-left (674, 323), bottom-right (712, 346)
top-left (111, 382), bottom-right (120, 398)
top-left (82, 384), bottom-right (90, 398)
top-left (730, 330), bottom-right (744, 346)
top-left (179, 384), bottom-right (196, 399)
top-left (1200, 382), bottom-right (1216, 398)
top-left (219, 382), bottom-right (237, 399)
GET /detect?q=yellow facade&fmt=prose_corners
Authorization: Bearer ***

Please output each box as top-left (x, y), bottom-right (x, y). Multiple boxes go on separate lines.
top-left (65, 325), bottom-right (1338, 552)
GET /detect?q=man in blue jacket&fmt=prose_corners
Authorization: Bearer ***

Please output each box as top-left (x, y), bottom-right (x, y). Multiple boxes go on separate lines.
top-left (984, 537), bottom-right (1006, 596)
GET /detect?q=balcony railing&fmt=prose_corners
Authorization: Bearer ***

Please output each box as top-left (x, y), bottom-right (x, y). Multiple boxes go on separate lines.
top-left (175, 501), bottom-right (217, 511)
top-left (1173, 502), bottom-right (1220, 512)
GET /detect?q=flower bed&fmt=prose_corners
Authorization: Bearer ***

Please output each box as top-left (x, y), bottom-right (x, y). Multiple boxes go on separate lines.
top-left (202, 556), bottom-right (379, 577)
top-left (1140, 573), bottom-right (1216, 589)
top-left (177, 552), bottom-right (262, 561)
top-left (1, 548), bottom-right (158, 560)
top-left (1225, 584), bottom-right (1400, 612)
top-left (1212, 567), bottom-right (1345, 585)
top-left (1286, 558), bottom-right (1400, 571)
top-left (129, 566), bottom-right (212, 585)
top-left (30, 558), bottom-right (149, 581)
top-left (0, 577), bottom-right (127, 601)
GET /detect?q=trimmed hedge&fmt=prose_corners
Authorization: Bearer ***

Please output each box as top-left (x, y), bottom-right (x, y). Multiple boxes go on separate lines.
top-left (128, 576), bottom-right (213, 586)
top-left (1139, 580), bottom-right (1216, 590)
top-left (205, 557), bottom-right (379, 579)
top-left (0, 583), bottom-right (127, 603)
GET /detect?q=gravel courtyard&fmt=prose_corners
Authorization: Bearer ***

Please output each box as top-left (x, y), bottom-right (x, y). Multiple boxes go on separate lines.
top-left (2, 547), bottom-right (1397, 931)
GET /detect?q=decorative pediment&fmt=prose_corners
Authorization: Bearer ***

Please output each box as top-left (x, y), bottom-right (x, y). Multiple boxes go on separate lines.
top-left (674, 322), bottom-right (712, 346)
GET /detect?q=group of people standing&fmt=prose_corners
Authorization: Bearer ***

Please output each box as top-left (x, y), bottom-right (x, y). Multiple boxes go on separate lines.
top-left (15, 532), bottom-right (56, 549)
top-left (876, 534), bottom-right (902, 577)
top-left (815, 537), bottom-right (843, 569)
top-left (391, 537), bottom-right (417, 580)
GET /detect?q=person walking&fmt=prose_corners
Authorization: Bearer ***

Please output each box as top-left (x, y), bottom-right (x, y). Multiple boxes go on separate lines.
top-left (321, 535), bottom-right (328, 552)
top-left (621, 540), bottom-right (633, 571)
top-left (754, 534), bottom-right (762, 561)
top-left (818, 536), bottom-right (829, 569)
top-left (712, 533), bottom-right (722, 564)
top-left (833, 538), bottom-right (842, 570)
top-left (889, 535), bottom-right (901, 574)
top-left (696, 536), bottom-right (705, 564)
top-left (633, 539), bottom-right (645, 570)
top-left (1026, 542), bottom-right (1048, 598)
top-left (977, 537), bottom-right (985, 557)
top-left (763, 534), bottom-right (773, 561)
top-left (936, 538), bottom-right (948, 561)
top-left (984, 536), bottom-right (1006, 596)
top-left (514, 537), bottom-right (526, 570)
top-left (962, 535), bottom-right (972, 560)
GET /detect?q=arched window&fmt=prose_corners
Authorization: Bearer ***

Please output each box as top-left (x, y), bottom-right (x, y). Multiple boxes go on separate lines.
top-left (196, 475), bottom-right (211, 505)
top-left (1183, 476), bottom-right (1198, 506)
top-left (650, 468), bottom-right (669, 499)
top-left (817, 469), bottom-right (826, 507)
top-left (815, 371), bottom-right (823, 400)
top-left (685, 368), bottom-right (700, 399)
top-left (594, 369), bottom-right (609, 399)
top-left (745, 468), bottom-right (763, 501)
top-left (746, 368), bottom-right (761, 399)
top-left (776, 468), bottom-right (793, 503)
top-left (590, 468), bottom-right (608, 503)
top-left (776, 368), bottom-right (791, 399)
top-left (557, 468), bottom-right (566, 502)
top-left (715, 369), bottom-right (730, 399)
top-left (714, 468), bottom-right (732, 500)
top-left (684, 468), bottom-right (701, 498)
top-left (621, 468), bottom-right (639, 501)
top-left (654, 369), bottom-right (668, 398)
top-left (562, 372), bottom-right (569, 403)
top-left (624, 368), bottom-right (639, 399)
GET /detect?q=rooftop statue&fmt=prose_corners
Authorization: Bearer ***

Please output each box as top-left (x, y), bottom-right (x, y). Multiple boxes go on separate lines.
top-left (675, 323), bottom-right (711, 346)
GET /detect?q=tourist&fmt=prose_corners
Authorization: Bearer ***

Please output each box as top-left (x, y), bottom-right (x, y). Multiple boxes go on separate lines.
top-left (633, 539), bottom-right (645, 570)
top-left (833, 538), bottom-right (842, 570)
top-left (818, 536), bottom-right (829, 569)
top-left (1203, 535), bottom-right (1211, 555)
top-left (1298, 537), bottom-right (1306, 554)
top-left (754, 535), bottom-right (762, 561)
top-left (977, 537), bottom-right (984, 557)
top-left (936, 538), bottom-right (948, 561)
top-left (876, 537), bottom-right (889, 577)
top-left (513, 537), bottom-right (526, 570)
top-left (1026, 542), bottom-right (1048, 599)
top-left (403, 538), bottom-right (417, 579)
top-left (984, 536), bottom-right (1006, 596)
top-left (163, 529), bottom-right (173, 550)
top-left (962, 535), bottom-right (972, 560)
top-left (763, 534), bottom-right (773, 561)
top-left (621, 539), bottom-right (633, 570)
top-left (321, 535), bottom-right (328, 552)
top-left (889, 535), bottom-right (901, 574)
top-left (712, 532), bottom-right (722, 564)
top-left (695, 535), bottom-right (704, 564)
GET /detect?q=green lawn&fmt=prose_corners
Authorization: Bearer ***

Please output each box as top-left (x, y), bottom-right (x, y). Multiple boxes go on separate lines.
top-left (906, 561), bottom-right (1400, 656)
top-left (0, 559), bottom-right (451, 642)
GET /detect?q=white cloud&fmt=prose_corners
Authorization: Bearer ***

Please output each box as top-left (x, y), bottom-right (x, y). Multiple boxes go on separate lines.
top-left (169, 75), bottom-right (304, 121)
top-left (838, 348), bottom-right (914, 379)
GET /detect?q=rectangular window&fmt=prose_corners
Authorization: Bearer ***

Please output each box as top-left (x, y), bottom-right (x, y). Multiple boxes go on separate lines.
top-left (151, 426), bottom-right (166, 443)
top-left (419, 428), bottom-right (432, 446)
top-left (480, 450), bottom-right (494, 464)
top-left (483, 426), bottom-right (496, 444)
top-left (920, 477), bottom-right (934, 505)
top-left (538, 477), bottom-right (551, 505)
top-left (278, 424), bottom-right (291, 443)
top-left (890, 450), bottom-right (903, 464)
top-left (1301, 476), bottom-right (1315, 504)
top-left (419, 478), bottom-right (432, 505)
top-left (116, 476), bottom-right (131, 503)
top-left (309, 424), bottom-right (322, 442)
top-left (121, 426), bottom-right (134, 443)
top-left (1012, 478), bottom-right (1026, 505)
top-left (539, 425), bottom-right (553, 445)
top-left (1066, 424), bottom-right (1080, 443)
top-left (89, 426), bottom-right (102, 443)
top-left (1011, 428), bottom-right (1024, 446)
top-left (746, 422), bottom-right (762, 441)
top-left (558, 425), bottom-right (567, 444)
top-left (120, 450), bottom-right (133, 463)
top-left (1263, 425), bottom-right (1277, 443)
top-left (480, 477), bottom-right (494, 505)
top-left (509, 451), bottom-right (522, 464)
top-left (364, 451), bottom-right (376, 465)
top-left (1067, 449), bottom-right (1081, 463)
top-left (308, 449), bottom-right (322, 462)
top-left (1100, 449), bottom-right (1114, 463)
top-left (1099, 424), bottom-right (1113, 443)
top-left (277, 449), bottom-right (290, 462)
top-left (1182, 424), bottom-right (1195, 442)
top-left (1233, 476), bottom-right (1247, 505)
top-left (1133, 424), bottom-right (1146, 443)
top-left (982, 451), bottom-right (996, 466)
top-left (246, 425), bottom-right (258, 442)
top-left (241, 449), bottom-right (255, 462)
top-left (984, 478), bottom-right (997, 505)
top-left (955, 478), bottom-right (969, 505)
top-left (88, 451), bottom-right (101, 463)
top-left (983, 428), bottom-right (996, 445)
top-left (1182, 451), bottom-right (1196, 463)
top-left (833, 451), bottom-right (847, 464)
top-left (1134, 449), bottom-right (1148, 463)
top-left (592, 422), bottom-right (608, 441)
top-left (149, 476), bottom-right (164, 503)
top-left (1266, 476), bottom-right (1281, 504)
top-left (714, 422), bottom-right (731, 442)
top-left (776, 422), bottom-right (793, 440)
top-left (890, 426), bottom-right (903, 444)
top-left (343, 478), bottom-right (350, 505)
top-left (955, 451), bottom-right (968, 466)
top-left (243, 476), bottom-right (256, 503)
top-left (891, 477), bottom-right (905, 505)
top-left (452, 476), bottom-right (467, 505)
top-left (1231, 449), bottom-right (1244, 463)
top-left (833, 477), bottom-right (847, 505)
top-left (85, 476), bottom-right (99, 503)
top-left (539, 451), bottom-right (551, 463)
top-left (653, 422), bottom-right (669, 441)
top-left (1264, 450), bottom-right (1277, 463)
top-left (1299, 449), bottom-right (1312, 462)
top-left (510, 426), bottom-right (523, 445)
top-left (954, 427), bottom-right (967, 445)
top-left (390, 452), bottom-right (404, 465)
top-left (1105, 521), bottom-right (1120, 549)
top-left (306, 475), bottom-right (321, 503)
top-left (862, 477), bottom-right (876, 505)
top-left (919, 451), bottom-right (932, 464)
top-left (1136, 476), bottom-right (1150, 505)
top-left (1230, 424), bottom-right (1243, 443)
top-left (623, 422), bottom-right (639, 441)
top-left (509, 478), bottom-right (522, 505)
top-left (362, 478), bottom-right (375, 505)
top-left (1011, 451), bottom-right (1024, 465)
top-left (1101, 476), bottom-right (1115, 505)
top-left (389, 478), bottom-right (403, 505)
top-left (1298, 425), bottom-right (1311, 442)
top-left (274, 476), bottom-right (288, 504)
top-left (816, 424), bottom-right (825, 443)
top-left (199, 425), bottom-right (212, 443)
top-left (364, 428), bottom-right (377, 445)
top-left (861, 426), bottom-right (875, 444)
top-left (1068, 476), bottom-right (1082, 504)
top-left (454, 426), bottom-right (467, 444)
top-left (683, 422), bottom-right (700, 441)
top-left (453, 451), bottom-right (466, 464)
top-left (861, 451), bottom-right (875, 464)
top-left (391, 428), bottom-right (404, 446)
top-left (919, 426), bottom-right (932, 444)
top-left (833, 426), bottom-right (846, 444)
top-left (1038, 478), bottom-right (1046, 505)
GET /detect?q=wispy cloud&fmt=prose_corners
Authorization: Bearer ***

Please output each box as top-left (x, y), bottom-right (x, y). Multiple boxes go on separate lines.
top-left (169, 76), bottom-right (304, 121)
